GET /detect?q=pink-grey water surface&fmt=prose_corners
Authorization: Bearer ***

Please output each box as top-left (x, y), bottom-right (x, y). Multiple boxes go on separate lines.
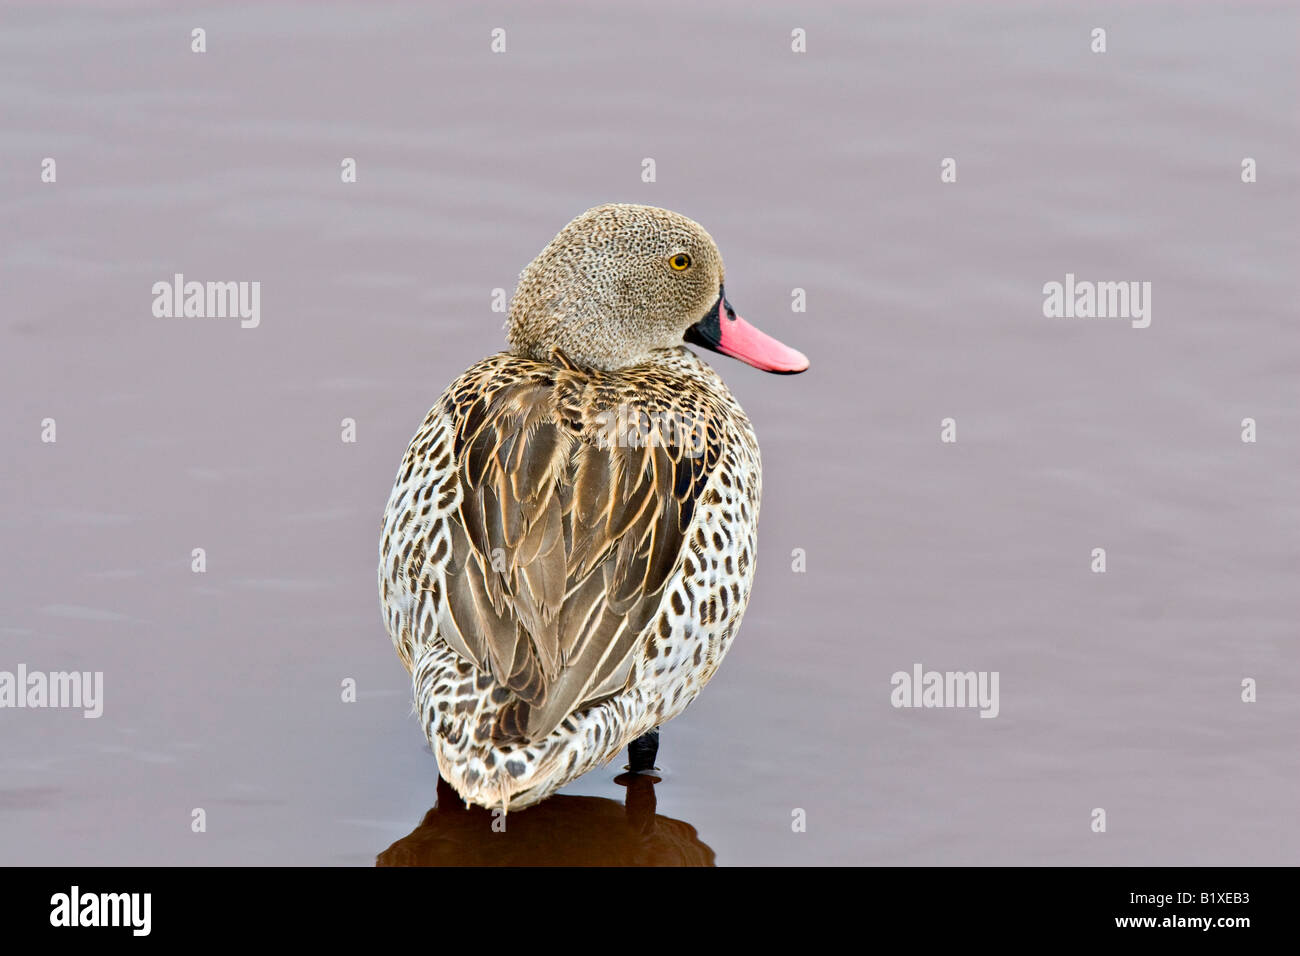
top-left (1, 1), bottom-right (1297, 865)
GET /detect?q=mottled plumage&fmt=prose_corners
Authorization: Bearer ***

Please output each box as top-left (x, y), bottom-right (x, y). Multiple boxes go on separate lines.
top-left (379, 204), bottom-right (806, 810)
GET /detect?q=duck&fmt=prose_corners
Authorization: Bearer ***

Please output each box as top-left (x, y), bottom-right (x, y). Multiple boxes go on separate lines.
top-left (378, 203), bottom-right (808, 811)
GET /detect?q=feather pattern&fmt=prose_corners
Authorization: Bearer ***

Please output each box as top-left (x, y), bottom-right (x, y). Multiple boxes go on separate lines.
top-left (379, 348), bottom-right (761, 809)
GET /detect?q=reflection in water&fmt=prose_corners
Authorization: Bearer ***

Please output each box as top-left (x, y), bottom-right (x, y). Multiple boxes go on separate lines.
top-left (377, 774), bottom-right (715, 866)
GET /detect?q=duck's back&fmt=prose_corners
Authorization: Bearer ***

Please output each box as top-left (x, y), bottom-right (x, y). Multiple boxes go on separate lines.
top-left (379, 347), bottom-right (761, 809)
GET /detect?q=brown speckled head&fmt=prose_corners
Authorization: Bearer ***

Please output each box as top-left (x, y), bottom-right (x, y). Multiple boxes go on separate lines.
top-left (507, 203), bottom-right (727, 371)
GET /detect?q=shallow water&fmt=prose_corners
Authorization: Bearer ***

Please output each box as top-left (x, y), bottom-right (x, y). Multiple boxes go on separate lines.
top-left (1, 1), bottom-right (1297, 865)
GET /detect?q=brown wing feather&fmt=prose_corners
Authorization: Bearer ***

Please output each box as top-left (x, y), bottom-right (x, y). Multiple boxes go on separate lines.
top-left (433, 356), bottom-right (721, 744)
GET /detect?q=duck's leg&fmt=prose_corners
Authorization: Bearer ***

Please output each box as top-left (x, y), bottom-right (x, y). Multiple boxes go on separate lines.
top-left (627, 727), bottom-right (660, 773)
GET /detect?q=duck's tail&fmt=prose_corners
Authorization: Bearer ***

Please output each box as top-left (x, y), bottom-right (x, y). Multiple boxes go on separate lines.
top-left (412, 642), bottom-right (656, 812)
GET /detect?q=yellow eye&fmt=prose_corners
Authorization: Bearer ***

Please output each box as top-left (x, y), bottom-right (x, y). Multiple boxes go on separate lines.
top-left (669, 253), bottom-right (692, 271)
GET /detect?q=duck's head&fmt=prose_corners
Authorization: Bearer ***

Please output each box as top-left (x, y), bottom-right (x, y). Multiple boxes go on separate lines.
top-left (507, 203), bottom-right (809, 374)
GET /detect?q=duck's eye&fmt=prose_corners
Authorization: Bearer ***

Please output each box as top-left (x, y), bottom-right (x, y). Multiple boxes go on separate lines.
top-left (669, 253), bottom-right (692, 272)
